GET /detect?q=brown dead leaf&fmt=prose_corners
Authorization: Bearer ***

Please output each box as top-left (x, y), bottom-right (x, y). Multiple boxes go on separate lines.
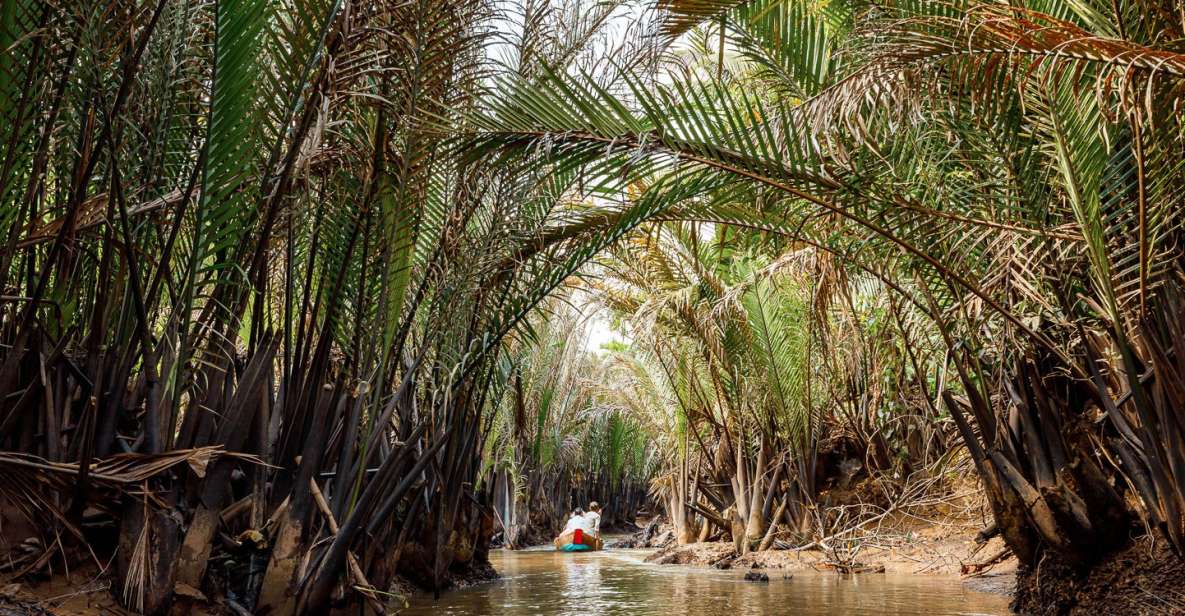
top-left (174, 582), bottom-right (208, 602)
top-left (237, 529), bottom-right (267, 549)
top-left (186, 449), bottom-right (215, 478)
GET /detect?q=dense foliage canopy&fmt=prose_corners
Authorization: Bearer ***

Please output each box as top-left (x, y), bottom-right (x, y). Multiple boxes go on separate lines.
top-left (0, 0), bottom-right (1183, 613)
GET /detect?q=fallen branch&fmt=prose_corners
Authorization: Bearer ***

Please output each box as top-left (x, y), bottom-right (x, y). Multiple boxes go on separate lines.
top-left (961, 547), bottom-right (1012, 576)
top-left (974, 523), bottom-right (998, 544)
top-left (758, 497), bottom-right (787, 552)
top-left (817, 561), bottom-right (886, 574)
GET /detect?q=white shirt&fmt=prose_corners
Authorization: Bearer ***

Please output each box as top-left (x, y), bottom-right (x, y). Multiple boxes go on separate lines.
top-left (581, 511), bottom-right (601, 535)
top-left (563, 515), bottom-right (584, 533)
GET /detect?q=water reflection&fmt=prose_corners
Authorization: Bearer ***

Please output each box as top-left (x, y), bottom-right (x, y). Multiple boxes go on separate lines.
top-left (401, 548), bottom-right (1010, 615)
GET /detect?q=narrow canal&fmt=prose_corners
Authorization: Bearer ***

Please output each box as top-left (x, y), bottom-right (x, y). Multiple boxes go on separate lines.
top-left (402, 546), bottom-right (1011, 615)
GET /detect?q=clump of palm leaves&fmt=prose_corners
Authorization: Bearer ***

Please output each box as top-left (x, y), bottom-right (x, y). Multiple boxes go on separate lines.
top-left (482, 298), bottom-right (654, 547)
top-left (3, 0), bottom-right (1184, 613)
top-left (0, 0), bottom-right (667, 614)
top-left (583, 220), bottom-right (948, 552)
top-left (469, 0), bottom-right (1185, 608)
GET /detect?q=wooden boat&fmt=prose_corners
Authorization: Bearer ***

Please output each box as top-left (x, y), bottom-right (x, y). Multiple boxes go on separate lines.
top-left (553, 528), bottom-right (602, 552)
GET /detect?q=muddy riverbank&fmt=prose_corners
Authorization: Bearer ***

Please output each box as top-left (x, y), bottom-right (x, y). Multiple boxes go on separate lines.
top-left (632, 515), bottom-right (1017, 598)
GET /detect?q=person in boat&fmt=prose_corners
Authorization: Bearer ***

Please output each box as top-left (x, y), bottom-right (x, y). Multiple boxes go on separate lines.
top-left (584, 502), bottom-right (602, 538)
top-left (562, 508), bottom-right (585, 534)
top-left (554, 504), bottom-right (603, 551)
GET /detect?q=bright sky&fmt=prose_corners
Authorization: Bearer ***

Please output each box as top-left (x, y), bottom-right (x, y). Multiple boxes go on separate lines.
top-left (583, 310), bottom-right (619, 354)
top-left (572, 289), bottom-right (630, 354)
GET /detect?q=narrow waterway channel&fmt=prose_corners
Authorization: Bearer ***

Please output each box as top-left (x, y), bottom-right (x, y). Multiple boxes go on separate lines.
top-left (402, 546), bottom-right (1011, 615)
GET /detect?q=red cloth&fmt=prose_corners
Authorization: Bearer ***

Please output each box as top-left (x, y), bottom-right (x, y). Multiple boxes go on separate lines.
top-left (574, 529), bottom-right (584, 545)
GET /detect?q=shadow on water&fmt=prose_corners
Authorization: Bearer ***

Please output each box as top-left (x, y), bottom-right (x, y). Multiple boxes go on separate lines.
top-left (401, 547), bottom-right (1011, 615)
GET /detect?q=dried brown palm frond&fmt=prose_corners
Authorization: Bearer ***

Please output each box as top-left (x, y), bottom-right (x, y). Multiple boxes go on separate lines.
top-left (654, 0), bottom-right (748, 39)
top-left (0, 447), bottom-right (260, 582)
top-left (121, 496), bottom-right (151, 614)
top-left (0, 447), bottom-right (263, 491)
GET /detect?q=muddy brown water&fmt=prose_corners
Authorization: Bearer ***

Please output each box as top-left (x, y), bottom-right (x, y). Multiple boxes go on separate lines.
top-left (401, 545), bottom-right (1011, 615)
